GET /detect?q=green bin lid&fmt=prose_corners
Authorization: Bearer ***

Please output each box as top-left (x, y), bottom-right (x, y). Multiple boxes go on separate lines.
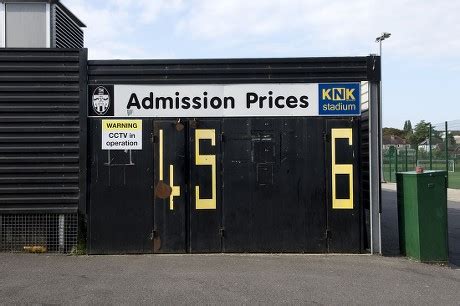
top-left (396, 170), bottom-right (447, 176)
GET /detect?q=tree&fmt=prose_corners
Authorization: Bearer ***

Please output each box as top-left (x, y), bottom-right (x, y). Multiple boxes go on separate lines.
top-left (439, 132), bottom-right (457, 151)
top-left (448, 132), bottom-right (457, 147)
top-left (383, 127), bottom-right (406, 139)
top-left (408, 120), bottom-right (430, 148)
top-left (403, 120), bottom-right (413, 136)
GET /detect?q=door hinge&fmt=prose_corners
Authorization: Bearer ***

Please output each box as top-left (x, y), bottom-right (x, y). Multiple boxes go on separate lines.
top-left (150, 229), bottom-right (158, 240)
top-left (325, 229), bottom-right (331, 240)
top-left (220, 133), bottom-right (226, 143)
top-left (219, 227), bottom-right (225, 237)
top-left (152, 134), bottom-right (158, 143)
top-left (323, 132), bottom-right (330, 142)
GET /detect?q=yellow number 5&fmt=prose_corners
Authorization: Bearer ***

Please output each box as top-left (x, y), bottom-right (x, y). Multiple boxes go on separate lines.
top-left (331, 128), bottom-right (353, 209)
top-left (195, 129), bottom-right (216, 210)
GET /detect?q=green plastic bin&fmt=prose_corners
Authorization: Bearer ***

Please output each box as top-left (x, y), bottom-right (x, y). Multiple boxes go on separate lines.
top-left (396, 170), bottom-right (448, 263)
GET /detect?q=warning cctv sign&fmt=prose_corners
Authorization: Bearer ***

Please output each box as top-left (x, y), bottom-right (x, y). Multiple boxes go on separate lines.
top-left (102, 119), bottom-right (142, 150)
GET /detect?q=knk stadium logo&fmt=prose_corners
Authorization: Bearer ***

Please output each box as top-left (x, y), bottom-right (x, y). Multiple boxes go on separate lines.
top-left (318, 83), bottom-right (360, 115)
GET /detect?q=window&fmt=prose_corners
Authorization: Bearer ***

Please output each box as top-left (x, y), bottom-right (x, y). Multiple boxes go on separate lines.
top-left (6, 3), bottom-right (47, 47)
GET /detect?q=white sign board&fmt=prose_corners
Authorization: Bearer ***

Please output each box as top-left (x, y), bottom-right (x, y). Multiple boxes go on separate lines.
top-left (88, 83), bottom-right (361, 117)
top-left (101, 119), bottom-right (142, 150)
top-left (116, 84), bottom-right (318, 117)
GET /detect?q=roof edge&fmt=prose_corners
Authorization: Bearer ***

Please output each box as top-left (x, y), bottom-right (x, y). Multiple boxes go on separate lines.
top-left (54, 0), bottom-right (86, 28)
top-left (1, 0), bottom-right (86, 27)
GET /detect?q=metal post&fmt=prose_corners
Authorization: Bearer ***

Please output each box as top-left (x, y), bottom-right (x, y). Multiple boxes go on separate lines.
top-left (429, 123), bottom-right (433, 170)
top-left (405, 146), bottom-right (408, 171)
top-left (395, 147), bottom-right (398, 174)
top-left (445, 121), bottom-right (449, 186)
top-left (379, 40), bottom-right (385, 183)
top-left (389, 150), bottom-right (392, 182)
top-left (415, 147), bottom-right (418, 170)
top-left (369, 82), bottom-right (382, 254)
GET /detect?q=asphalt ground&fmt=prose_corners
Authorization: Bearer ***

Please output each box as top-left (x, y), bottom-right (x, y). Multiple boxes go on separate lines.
top-left (0, 184), bottom-right (458, 304)
top-left (0, 253), bottom-right (459, 305)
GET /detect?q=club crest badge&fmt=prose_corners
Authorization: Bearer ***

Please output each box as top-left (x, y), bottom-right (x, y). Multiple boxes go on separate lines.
top-left (92, 86), bottom-right (110, 115)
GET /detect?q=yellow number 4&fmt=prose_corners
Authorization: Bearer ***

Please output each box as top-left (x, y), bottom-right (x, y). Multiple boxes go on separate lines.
top-left (158, 129), bottom-right (180, 210)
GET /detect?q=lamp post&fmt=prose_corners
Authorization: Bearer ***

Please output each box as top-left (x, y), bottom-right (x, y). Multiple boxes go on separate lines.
top-left (375, 32), bottom-right (391, 183)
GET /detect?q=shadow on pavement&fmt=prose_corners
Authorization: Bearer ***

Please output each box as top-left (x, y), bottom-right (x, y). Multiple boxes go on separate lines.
top-left (381, 189), bottom-right (400, 256)
top-left (381, 186), bottom-right (460, 267)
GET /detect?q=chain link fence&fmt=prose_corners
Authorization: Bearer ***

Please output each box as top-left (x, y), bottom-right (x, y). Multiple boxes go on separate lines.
top-left (383, 120), bottom-right (460, 189)
top-left (0, 213), bottom-right (78, 253)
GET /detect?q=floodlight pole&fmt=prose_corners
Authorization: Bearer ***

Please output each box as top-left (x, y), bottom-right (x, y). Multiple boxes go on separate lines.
top-left (376, 32), bottom-right (391, 183)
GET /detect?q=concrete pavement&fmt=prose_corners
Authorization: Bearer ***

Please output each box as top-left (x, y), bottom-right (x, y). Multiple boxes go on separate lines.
top-left (0, 253), bottom-right (459, 305)
top-left (0, 184), bottom-right (458, 304)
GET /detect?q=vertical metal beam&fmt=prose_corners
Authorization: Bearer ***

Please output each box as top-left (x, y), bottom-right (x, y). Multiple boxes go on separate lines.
top-left (45, 3), bottom-right (51, 47)
top-left (379, 41), bottom-right (385, 183)
top-left (369, 81), bottom-right (382, 254)
top-left (389, 151), bottom-right (392, 182)
top-left (50, 3), bottom-right (56, 48)
top-left (78, 49), bottom-right (88, 215)
top-left (0, 3), bottom-right (5, 47)
top-left (405, 146), bottom-right (408, 171)
top-left (445, 121), bottom-right (449, 184)
top-left (429, 123), bottom-right (433, 170)
top-left (395, 146), bottom-right (398, 173)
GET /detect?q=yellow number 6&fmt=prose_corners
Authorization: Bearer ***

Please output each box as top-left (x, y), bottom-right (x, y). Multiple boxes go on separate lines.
top-left (331, 128), bottom-right (353, 209)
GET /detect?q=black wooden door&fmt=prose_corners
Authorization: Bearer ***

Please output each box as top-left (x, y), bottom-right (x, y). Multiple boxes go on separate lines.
top-left (88, 119), bottom-right (154, 254)
top-left (305, 118), bottom-right (328, 252)
top-left (325, 118), bottom-right (362, 253)
top-left (153, 120), bottom-right (187, 253)
top-left (153, 119), bottom-right (222, 253)
top-left (221, 118), bottom-right (328, 252)
top-left (188, 120), bottom-right (222, 252)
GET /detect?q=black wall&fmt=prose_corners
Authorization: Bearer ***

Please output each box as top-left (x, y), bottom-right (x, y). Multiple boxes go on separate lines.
top-left (87, 56), bottom-right (379, 254)
top-left (0, 50), bottom-right (379, 254)
top-left (0, 49), bottom-right (87, 214)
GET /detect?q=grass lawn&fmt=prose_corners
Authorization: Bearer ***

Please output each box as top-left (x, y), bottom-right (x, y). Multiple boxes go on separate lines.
top-left (448, 172), bottom-right (460, 189)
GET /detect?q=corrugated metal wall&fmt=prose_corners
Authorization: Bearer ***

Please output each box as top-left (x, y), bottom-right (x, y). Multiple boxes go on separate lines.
top-left (361, 110), bottom-right (370, 211)
top-left (88, 56), bottom-right (380, 84)
top-left (0, 49), bottom-right (87, 214)
top-left (52, 5), bottom-right (84, 49)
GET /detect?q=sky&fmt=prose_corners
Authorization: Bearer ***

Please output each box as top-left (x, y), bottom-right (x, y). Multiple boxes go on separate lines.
top-left (64, 0), bottom-right (460, 129)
